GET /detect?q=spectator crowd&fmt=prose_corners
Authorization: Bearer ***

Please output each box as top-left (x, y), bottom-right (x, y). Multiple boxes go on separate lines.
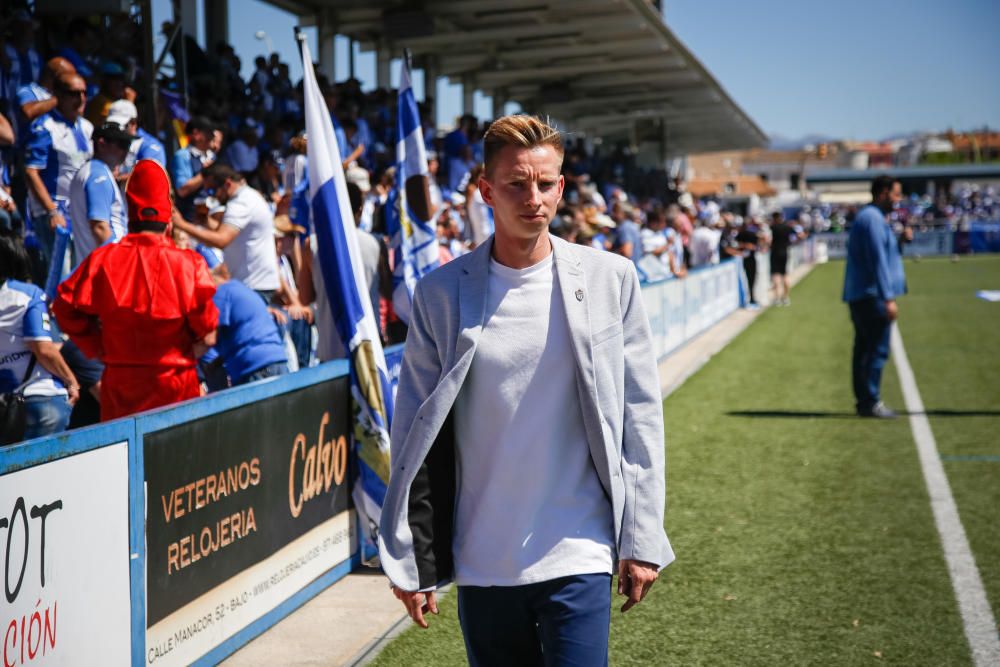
top-left (783, 184), bottom-right (1000, 236)
top-left (1, 7), bottom-right (805, 444)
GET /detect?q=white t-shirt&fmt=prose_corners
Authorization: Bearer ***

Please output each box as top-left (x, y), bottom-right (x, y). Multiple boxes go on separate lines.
top-left (282, 153), bottom-right (307, 194)
top-left (452, 252), bottom-right (614, 586)
top-left (690, 226), bottom-right (722, 267)
top-left (641, 227), bottom-right (668, 260)
top-left (222, 185), bottom-right (280, 291)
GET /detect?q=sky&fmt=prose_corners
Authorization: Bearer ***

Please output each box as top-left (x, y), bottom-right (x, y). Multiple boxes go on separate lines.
top-left (152, 0), bottom-right (1000, 141)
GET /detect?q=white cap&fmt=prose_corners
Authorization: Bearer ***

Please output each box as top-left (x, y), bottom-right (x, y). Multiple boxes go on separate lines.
top-left (345, 163), bottom-right (371, 193)
top-left (106, 99), bottom-right (138, 127)
top-left (594, 213), bottom-right (617, 229)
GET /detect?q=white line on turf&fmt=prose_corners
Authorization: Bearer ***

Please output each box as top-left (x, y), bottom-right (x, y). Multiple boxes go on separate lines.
top-left (891, 325), bottom-right (1000, 667)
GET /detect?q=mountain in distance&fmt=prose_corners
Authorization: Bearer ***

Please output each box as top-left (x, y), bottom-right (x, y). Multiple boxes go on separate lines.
top-left (768, 133), bottom-right (837, 150)
top-left (769, 129), bottom-right (942, 150)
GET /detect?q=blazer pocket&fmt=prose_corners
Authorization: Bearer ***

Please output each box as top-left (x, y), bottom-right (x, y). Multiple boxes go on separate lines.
top-left (591, 320), bottom-right (624, 347)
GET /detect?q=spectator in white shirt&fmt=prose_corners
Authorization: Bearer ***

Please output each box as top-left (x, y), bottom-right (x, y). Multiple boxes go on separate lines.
top-left (690, 220), bottom-right (722, 268)
top-left (172, 163), bottom-right (280, 302)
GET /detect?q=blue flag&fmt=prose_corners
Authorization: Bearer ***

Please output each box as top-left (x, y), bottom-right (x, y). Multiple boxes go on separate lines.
top-left (299, 35), bottom-right (393, 559)
top-left (387, 53), bottom-right (439, 324)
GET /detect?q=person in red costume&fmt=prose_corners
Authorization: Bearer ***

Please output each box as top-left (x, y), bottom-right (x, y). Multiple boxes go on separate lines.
top-left (53, 159), bottom-right (218, 421)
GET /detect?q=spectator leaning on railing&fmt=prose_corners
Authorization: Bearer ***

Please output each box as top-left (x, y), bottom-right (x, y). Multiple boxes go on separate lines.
top-left (206, 264), bottom-right (288, 387)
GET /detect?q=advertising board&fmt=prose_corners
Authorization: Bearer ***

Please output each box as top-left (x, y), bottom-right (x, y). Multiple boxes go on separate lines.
top-left (1, 444), bottom-right (132, 666)
top-left (143, 376), bottom-right (356, 666)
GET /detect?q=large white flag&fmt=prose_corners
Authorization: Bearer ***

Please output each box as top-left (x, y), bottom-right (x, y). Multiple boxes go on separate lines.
top-left (388, 53), bottom-right (439, 324)
top-left (298, 34), bottom-right (392, 558)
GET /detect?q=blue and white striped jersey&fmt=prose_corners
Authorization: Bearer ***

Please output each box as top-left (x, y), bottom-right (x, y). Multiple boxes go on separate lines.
top-left (24, 110), bottom-right (93, 219)
top-left (69, 158), bottom-right (127, 266)
top-left (0, 280), bottom-right (67, 397)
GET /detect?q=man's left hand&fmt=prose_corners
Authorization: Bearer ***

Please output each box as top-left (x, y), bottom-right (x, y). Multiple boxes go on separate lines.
top-left (617, 559), bottom-right (659, 613)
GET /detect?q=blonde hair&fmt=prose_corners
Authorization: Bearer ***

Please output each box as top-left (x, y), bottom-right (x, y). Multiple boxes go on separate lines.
top-left (483, 115), bottom-right (564, 177)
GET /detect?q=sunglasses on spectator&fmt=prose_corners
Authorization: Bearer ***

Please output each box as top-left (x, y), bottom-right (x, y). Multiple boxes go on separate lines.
top-left (58, 88), bottom-right (86, 98)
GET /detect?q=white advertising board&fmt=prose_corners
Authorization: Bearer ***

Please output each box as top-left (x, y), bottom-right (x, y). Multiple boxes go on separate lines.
top-left (641, 260), bottom-right (741, 360)
top-left (817, 231), bottom-right (952, 259)
top-left (1, 444), bottom-right (132, 666)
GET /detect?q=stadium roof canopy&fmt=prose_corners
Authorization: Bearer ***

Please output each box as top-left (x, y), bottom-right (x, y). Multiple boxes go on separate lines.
top-left (285, 0), bottom-right (766, 154)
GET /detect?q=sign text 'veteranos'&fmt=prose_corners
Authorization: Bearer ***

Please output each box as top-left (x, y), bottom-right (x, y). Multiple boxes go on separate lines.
top-left (161, 459), bottom-right (261, 574)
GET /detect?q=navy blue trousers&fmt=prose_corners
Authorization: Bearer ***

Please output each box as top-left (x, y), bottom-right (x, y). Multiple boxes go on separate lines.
top-left (457, 573), bottom-right (611, 667)
top-left (849, 297), bottom-right (893, 412)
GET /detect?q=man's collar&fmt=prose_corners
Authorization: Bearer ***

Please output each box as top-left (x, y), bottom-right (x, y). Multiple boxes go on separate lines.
top-left (50, 109), bottom-right (76, 126)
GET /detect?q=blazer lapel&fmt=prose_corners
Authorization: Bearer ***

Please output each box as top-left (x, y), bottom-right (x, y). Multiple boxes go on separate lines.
top-left (552, 236), bottom-right (597, 400)
top-left (551, 236), bottom-right (615, 499)
top-left (455, 237), bottom-right (492, 362)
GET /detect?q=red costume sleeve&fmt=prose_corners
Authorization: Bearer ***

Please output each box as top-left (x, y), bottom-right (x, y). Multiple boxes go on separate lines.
top-left (52, 256), bottom-right (104, 359)
top-left (185, 254), bottom-right (219, 341)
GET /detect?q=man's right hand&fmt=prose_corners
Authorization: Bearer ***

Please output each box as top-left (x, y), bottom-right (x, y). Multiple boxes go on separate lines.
top-left (885, 300), bottom-right (898, 321)
top-left (49, 212), bottom-right (67, 230)
top-left (391, 585), bottom-right (439, 629)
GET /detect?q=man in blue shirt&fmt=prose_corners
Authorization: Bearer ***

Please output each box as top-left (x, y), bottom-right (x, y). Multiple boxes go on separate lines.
top-left (611, 202), bottom-right (643, 265)
top-left (842, 175), bottom-right (906, 418)
top-left (23, 72), bottom-right (93, 271)
top-left (68, 122), bottom-right (133, 266)
top-left (207, 264), bottom-right (288, 387)
top-left (221, 120), bottom-right (260, 177)
top-left (12, 57), bottom-right (74, 145)
top-left (171, 116), bottom-right (216, 220)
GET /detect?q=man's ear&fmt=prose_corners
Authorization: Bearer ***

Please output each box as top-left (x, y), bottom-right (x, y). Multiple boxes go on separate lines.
top-left (478, 176), bottom-right (493, 206)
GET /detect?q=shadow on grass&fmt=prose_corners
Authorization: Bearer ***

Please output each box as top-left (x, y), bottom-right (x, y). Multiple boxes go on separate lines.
top-left (726, 409), bottom-right (1000, 419)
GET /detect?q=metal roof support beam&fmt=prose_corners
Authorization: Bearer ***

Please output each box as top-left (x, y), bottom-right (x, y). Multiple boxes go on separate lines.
top-left (462, 74), bottom-right (475, 115)
top-left (422, 56), bottom-right (438, 105)
top-left (376, 40), bottom-right (392, 89)
top-left (204, 0), bottom-right (229, 50)
top-left (316, 8), bottom-right (337, 82)
top-left (494, 88), bottom-right (508, 117)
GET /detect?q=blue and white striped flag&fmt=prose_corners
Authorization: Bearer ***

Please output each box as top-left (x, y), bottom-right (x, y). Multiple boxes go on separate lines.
top-left (299, 35), bottom-right (393, 559)
top-left (388, 52), bottom-right (439, 324)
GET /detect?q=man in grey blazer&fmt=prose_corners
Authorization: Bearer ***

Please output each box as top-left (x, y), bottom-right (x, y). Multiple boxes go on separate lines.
top-left (379, 115), bottom-right (673, 665)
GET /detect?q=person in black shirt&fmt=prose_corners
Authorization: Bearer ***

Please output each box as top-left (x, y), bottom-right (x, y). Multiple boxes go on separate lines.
top-left (768, 211), bottom-right (799, 306)
top-left (736, 217), bottom-right (762, 307)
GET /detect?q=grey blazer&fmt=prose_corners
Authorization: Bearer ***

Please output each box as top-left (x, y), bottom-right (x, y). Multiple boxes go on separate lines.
top-left (378, 234), bottom-right (675, 591)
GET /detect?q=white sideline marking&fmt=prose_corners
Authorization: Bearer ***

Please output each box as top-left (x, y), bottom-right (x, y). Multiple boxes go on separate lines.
top-left (891, 326), bottom-right (1000, 666)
